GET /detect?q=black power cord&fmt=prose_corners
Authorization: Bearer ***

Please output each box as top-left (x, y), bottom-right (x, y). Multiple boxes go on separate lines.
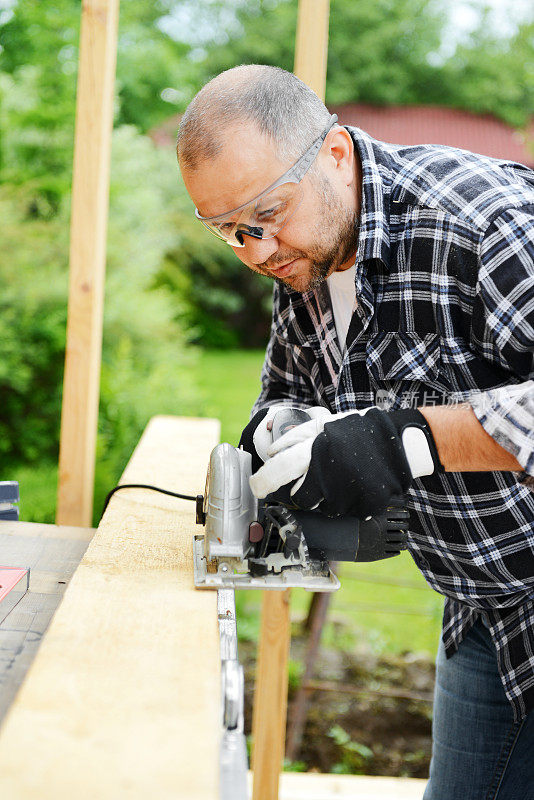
top-left (101, 483), bottom-right (197, 519)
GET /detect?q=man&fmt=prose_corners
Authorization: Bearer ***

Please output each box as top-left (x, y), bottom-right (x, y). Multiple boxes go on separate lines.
top-left (177, 64), bottom-right (534, 798)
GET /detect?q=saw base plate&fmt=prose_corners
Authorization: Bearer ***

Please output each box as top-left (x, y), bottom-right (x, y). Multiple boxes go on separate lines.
top-left (193, 536), bottom-right (340, 592)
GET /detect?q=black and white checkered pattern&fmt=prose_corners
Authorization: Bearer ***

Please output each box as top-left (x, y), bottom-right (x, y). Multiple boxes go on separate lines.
top-left (252, 127), bottom-right (534, 720)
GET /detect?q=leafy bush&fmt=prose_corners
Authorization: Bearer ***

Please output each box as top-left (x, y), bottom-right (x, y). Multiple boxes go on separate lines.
top-left (97, 126), bottom-right (202, 485)
top-left (158, 174), bottom-right (273, 349)
top-left (0, 183), bottom-right (69, 465)
top-left (0, 126), bottom-right (201, 515)
top-left (328, 724), bottom-right (375, 775)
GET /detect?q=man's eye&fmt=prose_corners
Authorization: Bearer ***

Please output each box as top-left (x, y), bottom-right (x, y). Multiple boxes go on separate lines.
top-left (217, 221), bottom-right (235, 232)
top-left (256, 203), bottom-right (286, 222)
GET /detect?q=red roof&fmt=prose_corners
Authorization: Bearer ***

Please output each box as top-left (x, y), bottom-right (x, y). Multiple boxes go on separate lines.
top-left (330, 104), bottom-right (533, 166)
top-left (153, 104), bottom-right (533, 167)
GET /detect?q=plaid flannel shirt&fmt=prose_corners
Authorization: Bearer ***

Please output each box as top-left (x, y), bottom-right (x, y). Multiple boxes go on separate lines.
top-left (251, 127), bottom-right (534, 720)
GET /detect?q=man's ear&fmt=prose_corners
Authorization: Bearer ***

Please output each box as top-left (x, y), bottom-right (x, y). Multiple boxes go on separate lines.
top-left (323, 127), bottom-right (354, 186)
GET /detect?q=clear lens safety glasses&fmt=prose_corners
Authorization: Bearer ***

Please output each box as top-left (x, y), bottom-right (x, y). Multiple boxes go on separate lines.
top-left (195, 115), bottom-right (338, 247)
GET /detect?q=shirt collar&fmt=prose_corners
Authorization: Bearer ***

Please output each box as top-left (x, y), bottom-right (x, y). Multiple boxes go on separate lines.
top-left (347, 126), bottom-right (392, 270)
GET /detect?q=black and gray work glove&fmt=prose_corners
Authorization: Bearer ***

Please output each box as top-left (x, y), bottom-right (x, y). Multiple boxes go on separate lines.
top-left (249, 407), bottom-right (444, 518)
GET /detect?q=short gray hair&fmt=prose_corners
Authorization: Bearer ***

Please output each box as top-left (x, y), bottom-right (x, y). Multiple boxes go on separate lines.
top-left (177, 64), bottom-right (331, 170)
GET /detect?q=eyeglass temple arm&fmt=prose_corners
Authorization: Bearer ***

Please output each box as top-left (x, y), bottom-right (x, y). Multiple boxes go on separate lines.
top-left (290, 114), bottom-right (339, 181)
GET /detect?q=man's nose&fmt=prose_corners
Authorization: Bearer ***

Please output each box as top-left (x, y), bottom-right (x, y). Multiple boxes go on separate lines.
top-left (241, 234), bottom-right (279, 266)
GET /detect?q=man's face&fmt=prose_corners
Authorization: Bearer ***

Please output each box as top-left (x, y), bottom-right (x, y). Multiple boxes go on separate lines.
top-left (181, 122), bottom-right (359, 293)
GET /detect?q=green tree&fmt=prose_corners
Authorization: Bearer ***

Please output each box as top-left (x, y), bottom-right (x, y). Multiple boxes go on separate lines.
top-left (0, 4), bottom-right (203, 521)
top-left (0, 125), bottom-right (200, 470)
top-left (0, 0), bottom-right (192, 201)
top-left (439, 16), bottom-right (534, 128)
top-left (0, 0), bottom-right (192, 130)
top-left (190, 0), bottom-right (532, 127)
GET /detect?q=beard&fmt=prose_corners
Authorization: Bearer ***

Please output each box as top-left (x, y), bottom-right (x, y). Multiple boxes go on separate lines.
top-left (255, 173), bottom-right (360, 293)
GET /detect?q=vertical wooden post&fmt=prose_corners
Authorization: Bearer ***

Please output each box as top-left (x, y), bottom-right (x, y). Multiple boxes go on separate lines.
top-left (56, 0), bottom-right (120, 526)
top-left (252, 2), bottom-right (330, 798)
top-left (251, 590), bottom-right (292, 800)
top-left (294, 0), bottom-right (330, 100)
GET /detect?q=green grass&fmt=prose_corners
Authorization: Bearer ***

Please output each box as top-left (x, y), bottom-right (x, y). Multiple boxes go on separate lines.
top-left (195, 348), bottom-right (266, 445)
top-left (10, 460), bottom-right (58, 524)
top-left (10, 346), bottom-right (443, 656)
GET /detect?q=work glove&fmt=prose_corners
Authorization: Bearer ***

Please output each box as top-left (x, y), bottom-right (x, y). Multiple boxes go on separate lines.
top-left (238, 404), bottom-right (334, 474)
top-left (249, 407), bottom-right (444, 518)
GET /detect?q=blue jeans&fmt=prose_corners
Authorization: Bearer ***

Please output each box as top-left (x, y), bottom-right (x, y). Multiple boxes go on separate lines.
top-left (424, 617), bottom-right (534, 800)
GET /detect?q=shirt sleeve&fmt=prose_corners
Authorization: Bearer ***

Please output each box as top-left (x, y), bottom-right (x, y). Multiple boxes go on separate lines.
top-left (468, 204), bottom-right (534, 478)
top-left (251, 285), bottom-right (316, 417)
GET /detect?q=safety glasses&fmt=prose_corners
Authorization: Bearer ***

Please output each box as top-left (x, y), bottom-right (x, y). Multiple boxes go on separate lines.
top-left (195, 114), bottom-right (338, 247)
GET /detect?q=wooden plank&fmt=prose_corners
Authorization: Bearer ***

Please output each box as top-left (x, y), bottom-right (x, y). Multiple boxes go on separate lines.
top-left (0, 522), bottom-right (94, 723)
top-left (0, 416), bottom-right (220, 800)
top-left (294, 0), bottom-right (330, 100)
top-left (250, 771), bottom-right (427, 800)
top-left (251, 590), bottom-right (292, 800)
top-left (56, 0), bottom-right (120, 526)
top-left (252, 5), bottom-right (331, 797)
